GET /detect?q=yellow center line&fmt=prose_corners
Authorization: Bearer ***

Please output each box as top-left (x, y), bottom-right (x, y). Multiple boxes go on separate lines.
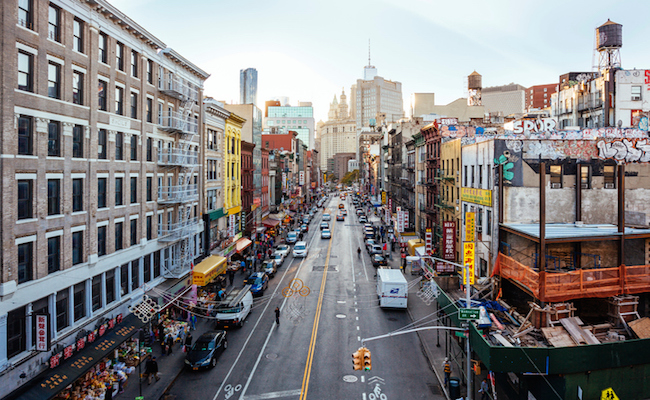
top-left (299, 218), bottom-right (335, 400)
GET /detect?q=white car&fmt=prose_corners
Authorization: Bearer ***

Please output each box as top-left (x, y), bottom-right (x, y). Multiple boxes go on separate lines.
top-left (292, 241), bottom-right (309, 258)
top-left (322, 213), bottom-right (331, 221)
top-left (271, 252), bottom-right (285, 267)
top-left (286, 231), bottom-right (299, 244)
top-left (275, 244), bottom-right (290, 258)
top-left (321, 229), bottom-right (331, 239)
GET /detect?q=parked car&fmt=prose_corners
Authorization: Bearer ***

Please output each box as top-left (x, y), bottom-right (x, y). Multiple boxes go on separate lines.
top-left (320, 221), bottom-right (329, 230)
top-left (275, 244), bottom-right (290, 258)
top-left (262, 260), bottom-right (277, 278)
top-left (300, 224), bottom-right (309, 233)
top-left (369, 244), bottom-right (383, 256)
top-left (185, 331), bottom-right (228, 370)
top-left (322, 213), bottom-right (331, 221)
top-left (365, 238), bottom-right (376, 251)
top-left (321, 229), bottom-right (332, 239)
top-left (303, 216), bottom-right (310, 224)
top-left (371, 254), bottom-right (388, 268)
top-left (293, 241), bottom-right (309, 258)
top-left (245, 272), bottom-right (269, 296)
top-left (286, 231), bottom-right (298, 244)
top-left (270, 251), bottom-right (285, 267)
top-left (364, 230), bottom-right (375, 240)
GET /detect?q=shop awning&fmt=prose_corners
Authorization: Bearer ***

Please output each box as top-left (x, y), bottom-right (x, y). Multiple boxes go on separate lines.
top-left (7, 313), bottom-right (144, 400)
top-left (236, 238), bottom-right (252, 253)
top-left (262, 218), bottom-right (281, 228)
top-left (192, 255), bottom-right (227, 286)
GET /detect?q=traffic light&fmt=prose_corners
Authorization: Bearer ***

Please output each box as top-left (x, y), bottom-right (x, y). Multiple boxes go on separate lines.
top-left (363, 348), bottom-right (372, 370)
top-left (352, 348), bottom-right (364, 370)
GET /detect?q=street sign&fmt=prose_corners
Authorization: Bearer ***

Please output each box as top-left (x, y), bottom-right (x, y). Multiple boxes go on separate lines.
top-left (459, 308), bottom-right (480, 320)
top-left (601, 388), bottom-right (619, 400)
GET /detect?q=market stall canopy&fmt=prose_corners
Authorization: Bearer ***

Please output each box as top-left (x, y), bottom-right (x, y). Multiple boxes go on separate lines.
top-left (262, 218), bottom-right (281, 228)
top-left (6, 313), bottom-right (144, 400)
top-left (236, 238), bottom-right (252, 253)
top-left (192, 255), bottom-right (227, 286)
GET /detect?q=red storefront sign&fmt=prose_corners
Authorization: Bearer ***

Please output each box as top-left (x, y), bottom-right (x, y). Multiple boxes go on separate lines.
top-left (443, 221), bottom-right (456, 261)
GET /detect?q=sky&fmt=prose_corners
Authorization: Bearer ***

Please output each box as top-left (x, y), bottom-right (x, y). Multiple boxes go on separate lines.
top-left (110, 0), bottom-right (649, 123)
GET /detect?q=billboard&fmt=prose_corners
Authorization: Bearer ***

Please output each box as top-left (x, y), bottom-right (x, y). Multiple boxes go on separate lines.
top-left (465, 212), bottom-right (475, 242)
top-left (463, 242), bottom-right (475, 285)
top-left (461, 188), bottom-right (492, 207)
top-left (443, 221), bottom-right (456, 261)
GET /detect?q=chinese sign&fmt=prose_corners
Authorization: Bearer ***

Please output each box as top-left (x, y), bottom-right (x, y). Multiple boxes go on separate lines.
top-left (381, 191), bottom-right (386, 205)
top-left (299, 171), bottom-right (305, 186)
top-left (35, 314), bottom-right (49, 351)
top-left (228, 214), bottom-right (236, 237)
top-left (396, 207), bottom-right (404, 233)
top-left (436, 261), bottom-right (455, 274)
top-left (461, 188), bottom-right (492, 207)
top-left (443, 221), bottom-right (456, 261)
top-left (465, 212), bottom-right (475, 242)
top-left (425, 229), bottom-right (432, 254)
top-left (463, 242), bottom-right (475, 285)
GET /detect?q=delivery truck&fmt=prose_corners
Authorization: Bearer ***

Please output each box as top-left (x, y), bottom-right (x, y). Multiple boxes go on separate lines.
top-left (376, 269), bottom-right (408, 309)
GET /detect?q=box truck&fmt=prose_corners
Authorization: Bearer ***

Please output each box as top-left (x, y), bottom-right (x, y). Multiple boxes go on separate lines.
top-left (376, 269), bottom-right (408, 309)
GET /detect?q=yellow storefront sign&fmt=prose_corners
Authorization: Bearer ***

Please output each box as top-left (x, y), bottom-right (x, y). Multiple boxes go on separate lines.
top-left (465, 212), bottom-right (475, 242)
top-left (601, 388), bottom-right (619, 400)
top-left (463, 242), bottom-right (475, 285)
top-left (461, 187), bottom-right (492, 207)
top-left (228, 206), bottom-right (242, 215)
top-left (381, 191), bottom-right (386, 205)
top-left (192, 256), bottom-right (227, 286)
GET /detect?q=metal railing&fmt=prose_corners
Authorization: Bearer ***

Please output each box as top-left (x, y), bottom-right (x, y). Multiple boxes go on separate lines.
top-left (158, 218), bottom-right (201, 242)
top-left (158, 149), bottom-right (199, 166)
top-left (158, 184), bottom-right (198, 203)
top-left (158, 111), bottom-right (198, 135)
top-left (159, 76), bottom-right (198, 102)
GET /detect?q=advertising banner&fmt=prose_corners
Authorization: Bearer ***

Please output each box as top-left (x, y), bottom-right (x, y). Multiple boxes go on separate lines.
top-left (465, 212), bottom-right (475, 242)
top-left (461, 187), bottom-right (493, 207)
top-left (35, 314), bottom-right (49, 351)
top-left (299, 171), bottom-right (305, 186)
top-left (425, 228), bottom-right (432, 254)
top-left (463, 242), bottom-right (475, 285)
top-left (443, 221), bottom-right (456, 261)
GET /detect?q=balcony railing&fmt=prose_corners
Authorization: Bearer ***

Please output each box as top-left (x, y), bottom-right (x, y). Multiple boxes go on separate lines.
top-left (162, 252), bottom-right (194, 279)
top-left (158, 149), bottom-right (199, 166)
top-left (158, 111), bottom-right (198, 135)
top-left (159, 76), bottom-right (198, 102)
top-left (158, 218), bottom-right (201, 242)
top-left (158, 184), bottom-right (199, 204)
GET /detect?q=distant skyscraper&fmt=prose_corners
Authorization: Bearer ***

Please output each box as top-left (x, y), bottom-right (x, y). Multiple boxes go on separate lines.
top-left (350, 67), bottom-right (404, 129)
top-left (240, 68), bottom-right (258, 105)
top-left (264, 101), bottom-right (315, 150)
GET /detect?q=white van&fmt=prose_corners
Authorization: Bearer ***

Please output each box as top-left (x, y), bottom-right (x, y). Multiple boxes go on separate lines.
top-left (214, 287), bottom-right (253, 328)
top-left (376, 269), bottom-right (408, 309)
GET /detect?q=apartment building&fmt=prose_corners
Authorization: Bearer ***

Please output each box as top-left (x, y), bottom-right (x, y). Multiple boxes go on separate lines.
top-left (0, 0), bottom-right (208, 395)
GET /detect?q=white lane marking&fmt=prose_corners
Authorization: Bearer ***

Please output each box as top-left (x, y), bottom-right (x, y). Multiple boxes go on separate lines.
top-left (241, 389), bottom-right (302, 399)
top-left (355, 308), bottom-right (358, 313)
top-left (361, 376), bottom-right (365, 383)
top-left (337, 300), bottom-right (346, 304)
top-left (362, 392), bottom-right (367, 400)
top-left (358, 336), bottom-right (361, 341)
top-left (357, 326), bottom-right (360, 330)
top-left (356, 316), bottom-right (359, 321)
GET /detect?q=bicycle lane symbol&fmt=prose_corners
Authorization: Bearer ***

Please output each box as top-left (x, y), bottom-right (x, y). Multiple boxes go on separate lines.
top-left (224, 383), bottom-right (242, 399)
top-left (367, 376), bottom-right (387, 400)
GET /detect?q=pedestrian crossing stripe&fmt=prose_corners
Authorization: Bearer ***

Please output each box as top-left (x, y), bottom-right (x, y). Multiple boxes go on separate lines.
top-left (601, 387), bottom-right (619, 400)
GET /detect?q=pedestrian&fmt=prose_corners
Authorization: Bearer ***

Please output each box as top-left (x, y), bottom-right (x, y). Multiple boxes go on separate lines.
top-left (145, 356), bottom-right (160, 384)
top-left (218, 287), bottom-right (226, 301)
top-left (479, 377), bottom-right (490, 400)
top-left (190, 314), bottom-right (197, 330)
top-left (165, 333), bottom-right (174, 355)
top-left (160, 332), bottom-right (167, 356)
top-left (275, 307), bottom-right (280, 325)
top-left (240, 259), bottom-right (246, 272)
top-left (443, 358), bottom-right (451, 386)
top-left (184, 332), bottom-right (193, 353)
top-left (228, 269), bottom-right (235, 286)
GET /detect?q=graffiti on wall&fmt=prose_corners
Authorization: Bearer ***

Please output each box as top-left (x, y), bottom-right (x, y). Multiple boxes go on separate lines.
top-left (519, 140), bottom-right (599, 161)
top-left (441, 124), bottom-right (648, 141)
top-left (597, 139), bottom-right (650, 162)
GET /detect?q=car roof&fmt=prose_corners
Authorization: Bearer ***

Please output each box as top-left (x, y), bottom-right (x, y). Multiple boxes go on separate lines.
top-left (295, 241), bottom-right (307, 246)
top-left (197, 331), bottom-right (225, 341)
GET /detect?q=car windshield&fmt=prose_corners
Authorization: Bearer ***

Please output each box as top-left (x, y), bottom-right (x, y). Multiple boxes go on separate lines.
top-left (288, 233), bottom-right (297, 238)
top-left (272, 254), bottom-right (281, 259)
top-left (193, 340), bottom-right (215, 351)
top-left (295, 244), bottom-right (306, 250)
top-left (277, 245), bottom-right (288, 251)
top-left (216, 304), bottom-right (242, 313)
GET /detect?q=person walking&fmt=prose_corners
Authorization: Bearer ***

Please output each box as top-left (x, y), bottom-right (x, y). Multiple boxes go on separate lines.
top-left (165, 333), bottom-right (174, 355)
top-left (145, 356), bottom-right (160, 384)
top-left (479, 377), bottom-right (490, 400)
top-left (443, 358), bottom-right (451, 386)
top-left (184, 332), bottom-right (193, 353)
top-left (275, 307), bottom-right (280, 325)
top-left (228, 269), bottom-right (235, 286)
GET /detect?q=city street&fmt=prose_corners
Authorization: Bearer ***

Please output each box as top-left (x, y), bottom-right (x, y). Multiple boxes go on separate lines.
top-left (163, 196), bottom-right (443, 400)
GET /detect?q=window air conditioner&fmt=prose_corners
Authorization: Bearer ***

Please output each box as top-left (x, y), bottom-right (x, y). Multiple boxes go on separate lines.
top-left (551, 182), bottom-right (562, 189)
top-left (476, 226), bottom-right (482, 233)
top-left (605, 183), bottom-right (615, 189)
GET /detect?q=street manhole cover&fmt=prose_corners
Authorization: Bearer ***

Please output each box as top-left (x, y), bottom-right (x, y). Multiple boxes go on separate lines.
top-left (266, 353), bottom-right (278, 360)
top-left (336, 314), bottom-right (347, 319)
top-left (343, 375), bottom-right (358, 383)
top-left (388, 317), bottom-right (398, 321)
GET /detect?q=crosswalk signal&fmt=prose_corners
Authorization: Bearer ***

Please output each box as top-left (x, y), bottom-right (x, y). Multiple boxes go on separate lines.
top-left (352, 348), bottom-right (364, 370)
top-left (363, 348), bottom-right (372, 370)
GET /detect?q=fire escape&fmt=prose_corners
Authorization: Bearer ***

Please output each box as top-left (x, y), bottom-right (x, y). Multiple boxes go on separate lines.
top-left (157, 72), bottom-right (201, 278)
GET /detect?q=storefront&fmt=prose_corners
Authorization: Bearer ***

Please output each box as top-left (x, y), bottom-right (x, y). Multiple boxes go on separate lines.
top-left (204, 208), bottom-right (227, 255)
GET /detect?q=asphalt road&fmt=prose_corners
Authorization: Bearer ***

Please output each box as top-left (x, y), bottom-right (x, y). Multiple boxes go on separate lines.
top-left (164, 195), bottom-right (440, 400)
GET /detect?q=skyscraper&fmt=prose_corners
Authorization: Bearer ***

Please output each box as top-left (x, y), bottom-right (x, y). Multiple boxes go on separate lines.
top-left (240, 68), bottom-right (258, 105)
top-left (350, 66), bottom-right (404, 129)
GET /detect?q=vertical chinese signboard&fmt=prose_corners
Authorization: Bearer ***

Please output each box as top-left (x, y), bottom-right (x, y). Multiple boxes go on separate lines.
top-left (465, 212), bottom-right (475, 242)
top-left (387, 198), bottom-right (392, 223)
top-left (35, 314), bottom-right (49, 351)
top-left (396, 207), bottom-right (404, 233)
top-left (381, 191), bottom-right (386, 205)
top-left (299, 171), bottom-right (305, 186)
top-left (425, 228), bottom-right (432, 254)
top-left (443, 221), bottom-right (456, 261)
top-left (463, 242), bottom-right (475, 285)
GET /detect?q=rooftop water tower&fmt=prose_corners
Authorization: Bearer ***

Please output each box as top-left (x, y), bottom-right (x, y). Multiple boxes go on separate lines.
top-left (468, 71), bottom-right (482, 106)
top-left (595, 19), bottom-right (622, 71)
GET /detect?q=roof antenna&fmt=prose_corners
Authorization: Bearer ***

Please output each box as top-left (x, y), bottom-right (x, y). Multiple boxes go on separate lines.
top-left (368, 39), bottom-right (371, 66)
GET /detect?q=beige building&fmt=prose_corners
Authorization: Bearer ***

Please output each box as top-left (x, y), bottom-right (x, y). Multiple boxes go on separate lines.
top-left (318, 90), bottom-right (357, 171)
top-left (0, 0), bottom-right (208, 395)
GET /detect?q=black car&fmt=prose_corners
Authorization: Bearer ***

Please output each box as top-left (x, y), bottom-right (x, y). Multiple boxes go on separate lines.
top-left (185, 330), bottom-right (228, 370)
top-left (371, 254), bottom-right (387, 268)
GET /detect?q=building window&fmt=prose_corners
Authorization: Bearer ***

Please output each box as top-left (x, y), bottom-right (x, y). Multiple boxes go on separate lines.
top-left (48, 236), bottom-right (60, 273)
top-left (17, 242), bottom-right (33, 284)
top-left (73, 18), bottom-right (84, 53)
top-left (115, 221), bottom-right (123, 250)
top-left (47, 179), bottom-right (60, 215)
top-left (115, 132), bottom-right (123, 160)
top-left (17, 179), bottom-right (33, 220)
top-left (98, 225), bottom-right (107, 256)
top-left (17, 115), bottom-right (33, 155)
top-left (73, 282), bottom-right (86, 322)
top-left (7, 307), bottom-right (26, 359)
top-left (30, 297), bottom-right (48, 347)
top-left (146, 177), bottom-right (153, 201)
top-left (115, 177), bottom-right (123, 206)
top-left (131, 135), bottom-right (137, 161)
top-left (56, 290), bottom-right (69, 332)
top-left (130, 92), bottom-right (138, 119)
top-left (631, 86), bottom-right (642, 101)
top-left (17, 51), bottom-right (33, 92)
top-left (131, 260), bottom-right (139, 291)
top-left (18, 0), bottom-right (33, 29)
top-left (115, 87), bottom-right (124, 115)
top-left (463, 165), bottom-right (467, 186)
top-left (72, 231), bottom-right (83, 265)
top-left (146, 138), bottom-right (153, 161)
top-left (120, 264), bottom-right (128, 296)
top-left (98, 32), bottom-right (108, 63)
top-left (72, 71), bottom-right (84, 105)
top-left (146, 215), bottom-right (152, 240)
top-left (116, 42), bottom-right (124, 71)
top-left (580, 165), bottom-right (591, 189)
top-left (604, 165), bottom-right (616, 188)
top-left (144, 254), bottom-right (151, 282)
top-left (72, 178), bottom-right (83, 212)
top-left (130, 177), bottom-right (137, 204)
top-left (98, 177), bottom-right (107, 208)
top-left (105, 270), bottom-right (115, 304)
top-left (146, 98), bottom-right (153, 123)
top-left (131, 51), bottom-right (138, 77)
top-left (72, 124), bottom-right (83, 158)
top-left (98, 81), bottom-right (107, 111)
top-left (48, 4), bottom-right (60, 42)
top-left (98, 129), bottom-right (107, 159)
top-left (550, 165), bottom-right (562, 188)
top-left (147, 59), bottom-right (153, 84)
top-left (130, 219), bottom-right (137, 246)
top-left (154, 250), bottom-right (161, 277)
top-left (91, 275), bottom-right (102, 312)
top-left (48, 62), bottom-right (61, 99)
top-left (47, 121), bottom-right (60, 156)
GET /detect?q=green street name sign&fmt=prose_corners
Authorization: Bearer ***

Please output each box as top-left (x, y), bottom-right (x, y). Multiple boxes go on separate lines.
top-left (459, 308), bottom-right (480, 320)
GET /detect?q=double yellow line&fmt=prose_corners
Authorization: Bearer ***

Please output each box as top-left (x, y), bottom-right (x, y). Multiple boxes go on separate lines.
top-left (299, 219), bottom-right (334, 399)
